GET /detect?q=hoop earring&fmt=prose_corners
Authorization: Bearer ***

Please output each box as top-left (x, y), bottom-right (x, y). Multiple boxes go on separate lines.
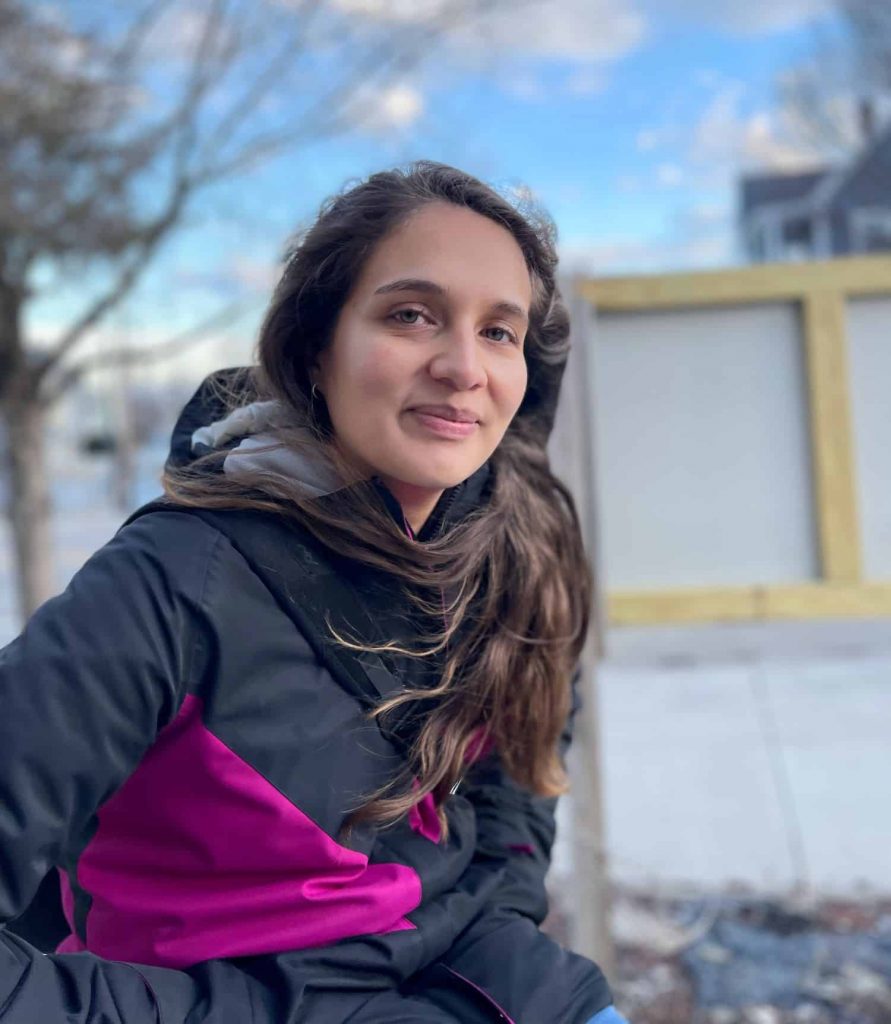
top-left (311, 383), bottom-right (322, 402)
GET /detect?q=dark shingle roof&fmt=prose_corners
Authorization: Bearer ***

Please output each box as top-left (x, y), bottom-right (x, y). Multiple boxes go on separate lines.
top-left (740, 169), bottom-right (830, 218)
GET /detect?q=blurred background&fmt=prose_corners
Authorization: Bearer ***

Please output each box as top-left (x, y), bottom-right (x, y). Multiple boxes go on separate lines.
top-left (2, 1), bottom-right (890, 1020)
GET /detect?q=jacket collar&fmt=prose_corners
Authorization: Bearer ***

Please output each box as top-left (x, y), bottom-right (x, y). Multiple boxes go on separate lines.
top-left (168, 373), bottom-right (494, 538)
top-left (370, 462), bottom-right (493, 542)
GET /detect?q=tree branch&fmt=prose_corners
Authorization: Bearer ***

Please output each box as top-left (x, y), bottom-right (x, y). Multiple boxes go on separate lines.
top-left (197, 0), bottom-right (325, 161)
top-left (170, 0), bottom-right (233, 179)
top-left (192, 0), bottom-right (483, 186)
top-left (20, 0), bottom-right (516, 392)
top-left (34, 179), bottom-right (192, 383)
top-left (41, 298), bottom-right (254, 405)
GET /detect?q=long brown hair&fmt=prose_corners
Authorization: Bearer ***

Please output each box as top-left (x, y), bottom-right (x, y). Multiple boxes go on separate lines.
top-left (164, 162), bottom-right (591, 837)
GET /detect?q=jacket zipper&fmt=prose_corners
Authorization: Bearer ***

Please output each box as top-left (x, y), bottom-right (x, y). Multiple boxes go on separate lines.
top-left (444, 965), bottom-right (517, 1023)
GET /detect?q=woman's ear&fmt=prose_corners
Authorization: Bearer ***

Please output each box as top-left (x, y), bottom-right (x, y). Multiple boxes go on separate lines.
top-left (311, 354), bottom-right (327, 392)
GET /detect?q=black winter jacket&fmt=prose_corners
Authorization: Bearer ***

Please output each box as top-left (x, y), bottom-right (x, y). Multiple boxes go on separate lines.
top-left (0, 373), bottom-right (613, 1023)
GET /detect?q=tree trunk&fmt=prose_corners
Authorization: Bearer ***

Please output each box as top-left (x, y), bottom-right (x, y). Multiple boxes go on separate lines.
top-left (3, 397), bottom-right (54, 623)
top-left (110, 333), bottom-right (136, 513)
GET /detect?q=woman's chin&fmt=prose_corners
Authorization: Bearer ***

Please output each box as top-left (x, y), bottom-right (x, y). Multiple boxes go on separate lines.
top-left (379, 460), bottom-right (482, 496)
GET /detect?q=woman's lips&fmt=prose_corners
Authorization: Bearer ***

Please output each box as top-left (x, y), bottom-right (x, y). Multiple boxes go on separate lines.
top-left (408, 410), bottom-right (479, 439)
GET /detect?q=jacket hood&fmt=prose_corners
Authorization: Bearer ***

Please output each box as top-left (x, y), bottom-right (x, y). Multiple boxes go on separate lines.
top-left (166, 367), bottom-right (506, 541)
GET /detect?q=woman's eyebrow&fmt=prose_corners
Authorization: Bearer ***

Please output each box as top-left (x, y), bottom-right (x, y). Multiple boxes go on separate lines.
top-left (374, 277), bottom-right (445, 297)
top-left (490, 300), bottom-right (529, 324)
top-left (374, 278), bottom-right (528, 322)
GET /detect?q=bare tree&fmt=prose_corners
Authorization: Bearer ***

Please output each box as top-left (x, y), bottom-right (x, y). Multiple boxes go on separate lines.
top-left (0, 0), bottom-right (498, 623)
top-left (779, 0), bottom-right (891, 158)
top-left (842, 0), bottom-right (891, 91)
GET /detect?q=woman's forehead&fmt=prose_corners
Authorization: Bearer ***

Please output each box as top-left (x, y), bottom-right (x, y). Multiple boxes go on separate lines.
top-left (353, 203), bottom-right (532, 309)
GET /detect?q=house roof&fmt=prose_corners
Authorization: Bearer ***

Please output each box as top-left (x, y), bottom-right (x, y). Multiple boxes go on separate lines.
top-left (809, 120), bottom-right (891, 209)
top-left (740, 120), bottom-right (891, 225)
top-left (739, 169), bottom-right (830, 219)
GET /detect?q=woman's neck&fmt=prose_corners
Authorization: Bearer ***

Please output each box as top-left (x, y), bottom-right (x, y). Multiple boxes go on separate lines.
top-left (378, 478), bottom-right (445, 535)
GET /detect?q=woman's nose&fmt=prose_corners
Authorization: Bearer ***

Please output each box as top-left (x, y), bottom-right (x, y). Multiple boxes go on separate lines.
top-left (428, 326), bottom-right (487, 391)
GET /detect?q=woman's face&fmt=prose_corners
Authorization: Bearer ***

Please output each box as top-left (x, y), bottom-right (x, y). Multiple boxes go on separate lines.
top-left (315, 201), bottom-right (531, 521)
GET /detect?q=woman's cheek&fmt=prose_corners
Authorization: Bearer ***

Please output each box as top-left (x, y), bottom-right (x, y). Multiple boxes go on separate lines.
top-left (358, 341), bottom-right (418, 399)
top-left (505, 359), bottom-right (529, 416)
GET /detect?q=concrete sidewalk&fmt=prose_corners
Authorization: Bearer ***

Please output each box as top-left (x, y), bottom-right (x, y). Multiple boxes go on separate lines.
top-left (594, 619), bottom-right (891, 894)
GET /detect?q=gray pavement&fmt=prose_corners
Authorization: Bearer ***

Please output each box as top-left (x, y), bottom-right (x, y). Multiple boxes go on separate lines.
top-left (596, 619), bottom-right (891, 895)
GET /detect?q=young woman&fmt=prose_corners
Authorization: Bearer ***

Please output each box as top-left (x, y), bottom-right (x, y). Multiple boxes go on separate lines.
top-left (0, 162), bottom-right (627, 1023)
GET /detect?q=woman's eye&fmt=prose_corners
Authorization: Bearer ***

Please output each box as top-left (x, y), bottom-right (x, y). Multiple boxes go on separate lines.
top-left (393, 308), bottom-right (426, 325)
top-left (485, 326), bottom-right (516, 344)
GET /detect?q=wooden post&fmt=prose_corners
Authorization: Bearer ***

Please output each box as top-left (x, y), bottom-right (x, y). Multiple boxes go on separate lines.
top-left (548, 279), bottom-right (615, 975)
top-left (800, 289), bottom-right (861, 583)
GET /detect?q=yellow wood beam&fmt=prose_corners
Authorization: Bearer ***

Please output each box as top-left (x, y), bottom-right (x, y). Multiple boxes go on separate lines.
top-left (578, 255), bottom-right (891, 311)
top-left (608, 583), bottom-right (891, 626)
top-left (762, 583), bottom-right (891, 618)
top-left (801, 290), bottom-right (861, 582)
top-left (608, 588), bottom-right (759, 625)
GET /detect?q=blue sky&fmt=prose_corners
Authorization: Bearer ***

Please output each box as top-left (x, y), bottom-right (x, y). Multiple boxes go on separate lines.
top-left (33, 0), bottom-right (844, 374)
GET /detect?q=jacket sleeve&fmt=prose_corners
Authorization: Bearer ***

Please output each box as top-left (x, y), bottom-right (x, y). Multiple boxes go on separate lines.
top-left (436, 668), bottom-right (614, 1024)
top-left (0, 928), bottom-right (287, 1024)
top-left (0, 513), bottom-right (259, 1023)
top-left (0, 512), bottom-right (220, 930)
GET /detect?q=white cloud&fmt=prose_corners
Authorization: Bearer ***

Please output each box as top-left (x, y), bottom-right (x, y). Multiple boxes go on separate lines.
top-left (501, 63), bottom-right (608, 101)
top-left (616, 173), bottom-right (644, 193)
top-left (328, 0), bottom-right (449, 20)
top-left (560, 201), bottom-right (734, 274)
top-left (332, 0), bottom-right (648, 63)
top-left (564, 65), bottom-right (606, 96)
top-left (641, 0), bottom-right (830, 35)
top-left (228, 256), bottom-right (280, 295)
top-left (376, 83), bottom-right (425, 127)
top-left (190, 0), bottom-right (648, 123)
top-left (636, 128), bottom-right (661, 152)
top-left (689, 80), bottom-right (826, 174)
top-left (587, 77), bottom-right (832, 278)
top-left (684, 201), bottom-right (725, 226)
top-left (741, 112), bottom-right (822, 170)
top-left (143, 6), bottom-right (233, 60)
top-left (694, 68), bottom-right (722, 89)
top-left (347, 82), bottom-right (425, 134)
top-left (690, 80), bottom-right (748, 164)
top-left (503, 73), bottom-right (546, 101)
top-left (656, 162), bottom-right (684, 186)
top-left (560, 230), bottom-right (732, 274)
top-left (455, 0), bottom-right (647, 62)
top-left (585, 67), bottom-right (846, 277)
top-left (447, 0), bottom-right (647, 106)
top-left (776, 68), bottom-right (878, 157)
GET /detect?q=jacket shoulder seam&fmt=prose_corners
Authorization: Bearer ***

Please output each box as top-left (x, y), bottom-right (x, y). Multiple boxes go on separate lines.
top-left (184, 527), bottom-right (228, 696)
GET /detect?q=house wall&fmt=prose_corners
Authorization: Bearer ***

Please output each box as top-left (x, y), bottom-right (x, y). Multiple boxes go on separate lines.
top-left (829, 208), bottom-right (852, 256)
top-left (837, 137), bottom-right (891, 208)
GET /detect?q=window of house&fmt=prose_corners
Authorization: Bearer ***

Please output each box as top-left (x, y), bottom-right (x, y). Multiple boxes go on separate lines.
top-left (782, 218), bottom-right (813, 261)
top-left (850, 208), bottom-right (891, 253)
